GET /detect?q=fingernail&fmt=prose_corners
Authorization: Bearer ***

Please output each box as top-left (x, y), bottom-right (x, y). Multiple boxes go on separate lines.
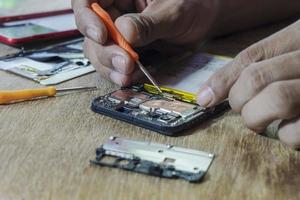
top-left (197, 86), bottom-right (214, 107)
top-left (112, 56), bottom-right (126, 73)
top-left (86, 27), bottom-right (100, 42)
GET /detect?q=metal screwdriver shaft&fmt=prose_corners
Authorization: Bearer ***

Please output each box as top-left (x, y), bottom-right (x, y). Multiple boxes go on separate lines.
top-left (0, 86), bottom-right (97, 105)
top-left (136, 61), bottom-right (163, 94)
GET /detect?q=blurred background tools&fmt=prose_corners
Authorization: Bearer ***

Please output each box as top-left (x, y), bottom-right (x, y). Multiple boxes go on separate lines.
top-left (0, 86), bottom-right (97, 105)
top-left (91, 3), bottom-right (163, 94)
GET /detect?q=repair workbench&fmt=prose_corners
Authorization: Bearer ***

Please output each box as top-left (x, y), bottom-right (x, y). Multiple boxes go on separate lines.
top-left (1, 11), bottom-right (300, 200)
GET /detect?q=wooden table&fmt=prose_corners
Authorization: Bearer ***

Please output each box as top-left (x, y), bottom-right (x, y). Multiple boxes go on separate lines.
top-left (1, 10), bottom-right (300, 200)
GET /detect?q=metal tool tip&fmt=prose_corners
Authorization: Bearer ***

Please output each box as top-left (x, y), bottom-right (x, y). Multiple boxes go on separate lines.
top-left (136, 60), bottom-right (163, 95)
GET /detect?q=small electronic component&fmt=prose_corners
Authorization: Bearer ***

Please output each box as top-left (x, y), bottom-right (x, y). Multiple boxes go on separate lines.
top-left (91, 136), bottom-right (215, 182)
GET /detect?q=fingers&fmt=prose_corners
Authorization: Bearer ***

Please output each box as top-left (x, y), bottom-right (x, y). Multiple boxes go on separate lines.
top-left (72, 0), bottom-right (108, 43)
top-left (84, 38), bottom-right (135, 74)
top-left (240, 79), bottom-right (300, 132)
top-left (196, 42), bottom-right (269, 107)
top-left (229, 50), bottom-right (300, 112)
top-left (196, 60), bottom-right (241, 107)
top-left (278, 117), bottom-right (300, 149)
top-left (134, 0), bottom-right (148, 12)
top-left (97, 0), bottom-right (114, 8)
top-left (97, 43), bottom-right (135, 75)
top-left (197, 20), bottom-right (300, 107)
top-left (83, 38), bottom-right (137, 86)
top-left (114, 0), bottom-right (135, 12)
top-left (73, 0), bottom-right (157, 46)
top-left (115, 0), bottom-right (177, 47)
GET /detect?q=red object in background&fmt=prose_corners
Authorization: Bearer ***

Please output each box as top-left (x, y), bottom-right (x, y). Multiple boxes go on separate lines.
top-left (0, 9), bottom-right (72, 23)
top-left (0, 9), bottom-right (81, 46)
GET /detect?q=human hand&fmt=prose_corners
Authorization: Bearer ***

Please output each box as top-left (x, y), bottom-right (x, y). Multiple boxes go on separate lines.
top-left (197, 20), bottom-right (300, 149)
top-left (72, 0), bottom-right (220, 86)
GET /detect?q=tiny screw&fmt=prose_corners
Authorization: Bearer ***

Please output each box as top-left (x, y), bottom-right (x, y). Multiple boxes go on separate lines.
top-left (109, 136), bottom-right (116, 141)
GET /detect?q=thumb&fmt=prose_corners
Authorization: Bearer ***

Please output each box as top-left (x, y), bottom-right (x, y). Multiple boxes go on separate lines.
top-left (114, 2), bottom-right (173, 47)
top-left (197, 42), bottom-right (266, 107)
top-left (197, 60), bottom-right (242, 108)
top-left (197, 21), bottom-right (300, 108)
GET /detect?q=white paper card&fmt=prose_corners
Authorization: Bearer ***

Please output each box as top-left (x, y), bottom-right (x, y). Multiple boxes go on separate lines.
top-left (157, 53), bottom-right (232, 94)
top-left (0, 57), bottom-right (95, 85)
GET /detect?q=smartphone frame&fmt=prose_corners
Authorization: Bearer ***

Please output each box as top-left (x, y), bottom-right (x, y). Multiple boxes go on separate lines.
top-left (91, 88), bottom-right (230, 136)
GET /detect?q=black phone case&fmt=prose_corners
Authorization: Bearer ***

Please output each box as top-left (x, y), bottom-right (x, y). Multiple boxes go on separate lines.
top-left (91, 95), bottom-right (230, 136)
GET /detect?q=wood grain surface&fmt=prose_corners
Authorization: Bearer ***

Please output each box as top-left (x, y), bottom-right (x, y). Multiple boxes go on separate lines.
top-left (0, 3), bottom-right (300, 200)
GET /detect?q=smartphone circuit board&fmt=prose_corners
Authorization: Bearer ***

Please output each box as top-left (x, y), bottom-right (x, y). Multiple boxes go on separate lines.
top-left (91, 84), bottom-right (229, 135)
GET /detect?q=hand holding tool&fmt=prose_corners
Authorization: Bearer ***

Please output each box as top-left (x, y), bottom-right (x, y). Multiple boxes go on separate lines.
top-left (91, 3), bottom-right (163, 94)
top-left (0, 86), bottom-right (97, 105)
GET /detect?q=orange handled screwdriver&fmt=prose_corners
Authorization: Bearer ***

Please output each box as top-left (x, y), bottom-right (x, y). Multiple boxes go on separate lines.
top-left (0, 86), bottom-right (96, 105)
top-left (91, 3), bottom-right (163, 94)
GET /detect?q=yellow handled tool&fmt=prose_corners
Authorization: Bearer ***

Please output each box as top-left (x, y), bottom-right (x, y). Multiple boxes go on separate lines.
top-left (0, 86), bottom-right (97, 105)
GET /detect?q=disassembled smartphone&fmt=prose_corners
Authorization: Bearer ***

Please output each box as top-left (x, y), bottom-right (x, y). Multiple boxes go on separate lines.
top-left (91, 136), bottom-right (214, 182)
top-left (91, 53), bottom-right (231, 135)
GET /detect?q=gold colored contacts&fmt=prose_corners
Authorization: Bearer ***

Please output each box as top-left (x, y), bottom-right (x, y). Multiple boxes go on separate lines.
top-left (143, 83), bottom-right (197, 104)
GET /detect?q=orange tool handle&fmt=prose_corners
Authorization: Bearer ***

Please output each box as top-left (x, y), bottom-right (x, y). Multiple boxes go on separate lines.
top-left (0, 87), bottom-right (57, 105)
top-left (91, 3), bottom-right (139, 61)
